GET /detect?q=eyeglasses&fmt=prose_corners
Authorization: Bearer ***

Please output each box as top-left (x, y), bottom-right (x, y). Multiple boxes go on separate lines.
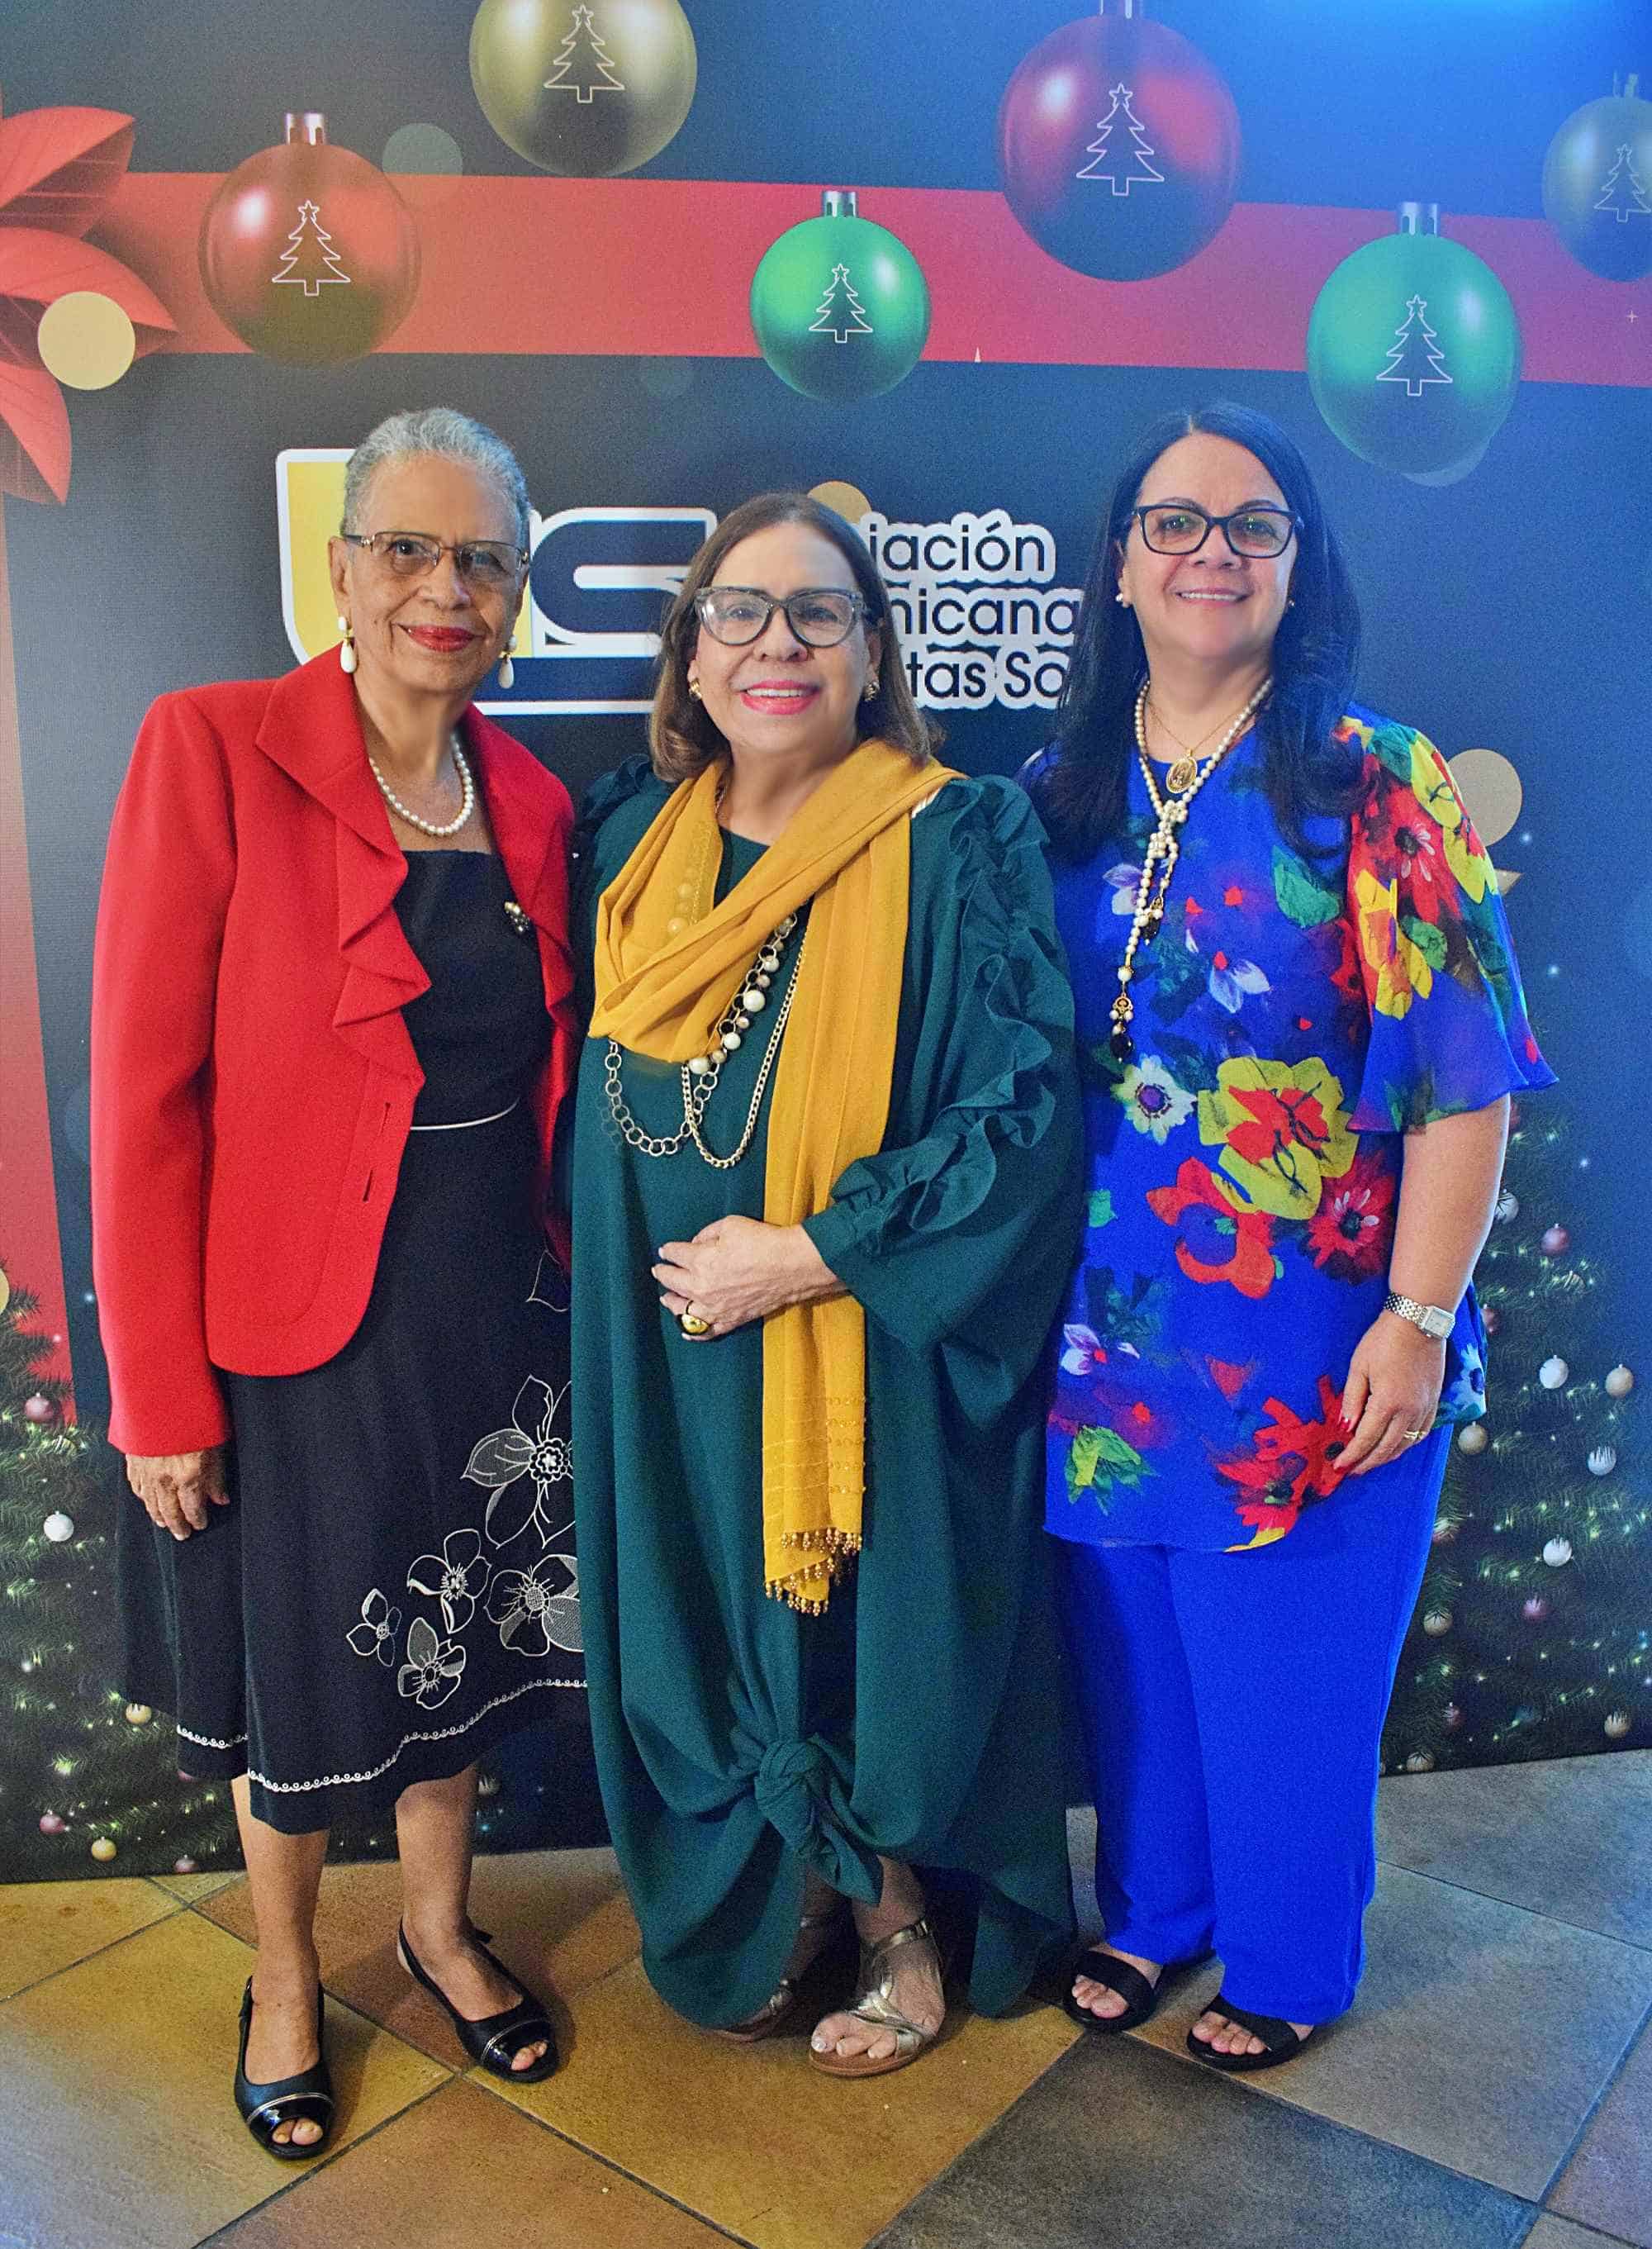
top-left (341, 530), bottom-right (527, 589)
top-left (694, 585), bottom-right (870, 648)
top-left (1129, 504), bottom-right (1301, 559)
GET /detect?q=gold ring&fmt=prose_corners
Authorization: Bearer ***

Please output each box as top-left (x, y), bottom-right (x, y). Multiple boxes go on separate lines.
top-left (1403, 1429), bottom-right (1424, 1443)
top-left (679, 1311), bottom-right (712, 1338)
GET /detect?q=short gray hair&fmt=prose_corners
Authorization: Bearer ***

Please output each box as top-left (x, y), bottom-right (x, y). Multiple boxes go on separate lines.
top-left (341, 407), bottom-right (530, 548)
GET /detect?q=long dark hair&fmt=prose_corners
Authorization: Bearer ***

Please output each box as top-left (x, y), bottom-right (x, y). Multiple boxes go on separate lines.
top-left (649, 492), bottom-right (938, 782)
top-left (1030, 404), bottom-right (1363, 863)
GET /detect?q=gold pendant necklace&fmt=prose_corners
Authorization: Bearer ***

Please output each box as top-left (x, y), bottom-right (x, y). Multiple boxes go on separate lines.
top-left (1108, 678), bottom-right (1270, 1063)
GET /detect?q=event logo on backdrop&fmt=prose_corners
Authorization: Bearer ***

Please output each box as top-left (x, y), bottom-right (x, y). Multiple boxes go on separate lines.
top-left (278, 453), bottom-right (1081, 715)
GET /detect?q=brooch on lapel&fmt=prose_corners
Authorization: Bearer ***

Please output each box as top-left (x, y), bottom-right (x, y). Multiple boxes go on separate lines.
top-left (503, 899), bottom-right (534, 941)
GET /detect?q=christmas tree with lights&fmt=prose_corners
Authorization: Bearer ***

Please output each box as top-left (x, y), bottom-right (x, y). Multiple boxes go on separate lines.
top-left (0, 1258), bottom-right (239, 1878)
top-left (1383, 1103), bottom-right (1649, 1773)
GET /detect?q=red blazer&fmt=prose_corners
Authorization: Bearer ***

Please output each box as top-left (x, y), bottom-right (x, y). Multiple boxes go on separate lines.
top-left (91, 653), bottom-right (576, 1457)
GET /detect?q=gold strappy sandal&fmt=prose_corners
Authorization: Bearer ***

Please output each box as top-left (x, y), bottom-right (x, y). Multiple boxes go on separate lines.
top-left (809, 1915), bottom-right (945, 2079)
top-left (711, 1903), bottom-right (844, 2044)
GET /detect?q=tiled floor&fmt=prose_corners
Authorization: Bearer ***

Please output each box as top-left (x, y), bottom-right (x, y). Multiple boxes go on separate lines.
top-left (1, 1752), bottom-right (1646, 2249)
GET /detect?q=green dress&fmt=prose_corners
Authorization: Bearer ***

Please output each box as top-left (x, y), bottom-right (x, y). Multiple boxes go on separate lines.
top-left (571, 757), bottom-right (1084, 2028)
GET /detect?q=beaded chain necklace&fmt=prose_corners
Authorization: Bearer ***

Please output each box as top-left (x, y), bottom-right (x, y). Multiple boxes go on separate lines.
top-left (1108, 677), bottom-right (1270, 1063)
top-left (603, 911), bottom-right (804, 1170)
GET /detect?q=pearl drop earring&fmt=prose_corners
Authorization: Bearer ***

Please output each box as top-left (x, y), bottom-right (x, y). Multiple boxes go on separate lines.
top-left (497, 650), bottom-right (515, 689)
top-left (337, 616), bottom-right (358, 675)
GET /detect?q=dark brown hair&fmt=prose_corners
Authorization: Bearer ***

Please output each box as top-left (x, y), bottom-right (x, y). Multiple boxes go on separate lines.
top-left (648, 492), bottom-right (939, 782)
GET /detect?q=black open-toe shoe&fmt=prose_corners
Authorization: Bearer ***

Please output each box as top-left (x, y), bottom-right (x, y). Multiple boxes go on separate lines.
top-left (234, 1978), bottom-right (334, 2160)
top-left (396, 1922), bottom-right (558, 2083)
top-left (1186, 1992), bottom-right (1316, 2073)
top-left (1062, 1949), bottom-right (1205, 2035)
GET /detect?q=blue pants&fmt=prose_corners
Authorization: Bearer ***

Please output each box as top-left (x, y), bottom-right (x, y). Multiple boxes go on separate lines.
top-left (1057, 1431), bottom-right (1448, 2025)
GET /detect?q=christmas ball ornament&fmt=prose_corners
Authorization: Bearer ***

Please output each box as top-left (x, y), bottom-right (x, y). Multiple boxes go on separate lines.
top-left (750, 192), bottom-right (930, 403)
top-left (0, 1265), bottom-right (10, 1316)
top-left (1542, 1538), bottom-right (1573, 1568)
top-left (1522, 1595), bottom-right (1550, 1623)
top-left (124, 1703), bottom-right (153, 1726)
top-left (90, 1837), bottom-right (116, 1863)
top-left (1422, 1608), bottom-right (1452, 1635)
top-left (997, 0), bottom-right (1241, 283)
top-left (1588, 1444), bottom-right (1618, 1476)
top-left (1444, 1703), bottom-right (1464, 1731)
top-left (1307, 204), bottom-right (1521, 478)
top-left (1540, 1224), bottom-right (1570, 1257)
top-left (199, 112), bottom-right (420, 364)
top-left (1455, 1423), bottom-right (1489, 1456)
top-left (1403, 1751), bottom-right (1436, 1774)
top-left (41, 1512), bottom-right (74, 1543)
top-left (1494, 1190), bottom-right (1519, 1224)
top-left (38, 1812), bottom-right (66, 1836)
top-left (1542, 74), bottom-right (1652, 282)
top-left (22, 1392), bottom-right (55, 1424)
top-left (173, 1856), bottom-right (199, 1875)
top-left (1603, 1709), bottom-right (1633, 1740)
top-left (1604, 1363), bottom-right (1635, 1399)
top-left (1482, 1305), bottom-right (1501, 1337)
top-left (470, 0), bottom-right (696, 177)
top-left (1538, 1356), bottom-right (1569, 1391)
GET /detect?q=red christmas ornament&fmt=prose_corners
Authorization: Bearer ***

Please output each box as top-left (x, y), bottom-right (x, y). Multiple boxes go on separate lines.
top-left (1443, 1703), bottom-right (1464, 1731)
top-left (1482, 1304), bottom-right (1501, 1336)
top-left (199, 112), bottom-right (420, 365)
top-left (21, 1392), bottom-right (55, 1424)
top-left (1540, 1224), bottom-right (1570, 1257)
top-left (997, 0), bottom-right (1241, 283)
top-left (38, 1811), bottom-right (67, 1835)
top-left (1521, 1595), bottom-right (1550, 1623)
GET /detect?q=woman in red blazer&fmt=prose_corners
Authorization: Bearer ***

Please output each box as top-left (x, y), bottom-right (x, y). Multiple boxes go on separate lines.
top-left (93, 409), bottom-right (577, 2155)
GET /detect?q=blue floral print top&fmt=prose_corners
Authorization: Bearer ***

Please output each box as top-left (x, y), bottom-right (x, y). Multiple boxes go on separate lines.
top-left (1029, 709), bottom-right (1555, 1554)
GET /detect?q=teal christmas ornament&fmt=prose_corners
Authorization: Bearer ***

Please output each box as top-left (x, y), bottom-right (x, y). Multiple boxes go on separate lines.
top-left (1542, 74), bottom-right (1652, 283)
top-left (749, 192), bottom-right (930, 404)
top-left (1307, 204), bottom-right (1521, 479)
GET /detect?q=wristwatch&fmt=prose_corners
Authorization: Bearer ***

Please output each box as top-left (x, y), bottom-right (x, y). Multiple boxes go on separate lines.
top-left (1384, 1290), bottom-right (1454, 1341)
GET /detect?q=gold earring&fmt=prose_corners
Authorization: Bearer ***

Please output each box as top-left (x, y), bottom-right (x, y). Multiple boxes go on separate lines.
top-left (862, 675), bottom-right (879, 701)
top-left (688, 678), bottom-right (702, 701)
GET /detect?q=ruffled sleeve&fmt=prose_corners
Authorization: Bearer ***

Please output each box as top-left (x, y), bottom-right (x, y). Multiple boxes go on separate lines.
top-left (803, 777), bottom-right (1083, 1362)
top-left (1344, 722), bottom-right (1555, 1132)
top-left (571, 754), bottom-right (668, 1023)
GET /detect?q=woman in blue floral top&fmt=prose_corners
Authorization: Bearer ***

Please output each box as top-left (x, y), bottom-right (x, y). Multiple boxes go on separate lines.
top-left (1023, 405), bottom-right (1552, 2071)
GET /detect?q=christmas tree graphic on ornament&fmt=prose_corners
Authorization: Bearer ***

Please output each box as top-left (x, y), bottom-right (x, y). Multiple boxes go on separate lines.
top-left (544, 6), bottom-right (625, 100)
top-left (1075, 84), bottom-right (1164, 194)
top-left (809, 264), bottom-right (873, 343)
top-left (1375, 296), bottom-right (1452, 397)
top-left (271, 202), bottom-right (351, 297)
top-left (1594, 144), bottom-right (1651, 223)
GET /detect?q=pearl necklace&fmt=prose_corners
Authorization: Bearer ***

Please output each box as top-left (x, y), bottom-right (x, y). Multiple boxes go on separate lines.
top-left (603, 913), bottom-right (804, 1169)
top-left (1108, 677), bottom-right (1270, 1063)
top-left (368, 732), bottom-right (474, 838)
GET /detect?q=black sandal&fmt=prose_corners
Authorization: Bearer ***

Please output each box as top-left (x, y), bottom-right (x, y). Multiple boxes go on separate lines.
top-left (234, 1979), bottom-right (334, 2159)
top-left (1063, 1948), bottom-right (1199, 2035)
top-left (396, 1922), bottom-right (558, 2082)
top-left (1186, 1992), bottom-right (1314, 2073)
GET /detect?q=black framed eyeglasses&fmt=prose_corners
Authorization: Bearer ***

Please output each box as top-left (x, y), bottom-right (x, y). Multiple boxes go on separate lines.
top-left (1129, 504), bottom-right (1301, 559)
top-left (341, 530), bottom-right (528, 588)
top-left (694, 585), bottom-right (870, 648)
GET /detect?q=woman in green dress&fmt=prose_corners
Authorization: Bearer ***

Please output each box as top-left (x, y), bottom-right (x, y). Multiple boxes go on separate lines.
top-left (571, 493), bottom-right (1082, 2075)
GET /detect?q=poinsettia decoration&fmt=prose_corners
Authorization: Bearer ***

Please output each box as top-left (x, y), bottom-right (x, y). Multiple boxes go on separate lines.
top-left (0, 92), bottom-right (174, 502)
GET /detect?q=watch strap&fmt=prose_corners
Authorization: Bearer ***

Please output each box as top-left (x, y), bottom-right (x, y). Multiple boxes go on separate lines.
top-left (1384, 1290), bottom-right (1453, 1339)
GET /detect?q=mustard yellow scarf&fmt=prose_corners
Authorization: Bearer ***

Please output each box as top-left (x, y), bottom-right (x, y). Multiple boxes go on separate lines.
top-left (591, 740), bottom-right (956, 1611)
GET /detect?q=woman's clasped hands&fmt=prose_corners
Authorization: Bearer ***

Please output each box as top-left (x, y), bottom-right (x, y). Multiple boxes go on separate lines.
top-left (654, 1216), bottom-right (840, 1339)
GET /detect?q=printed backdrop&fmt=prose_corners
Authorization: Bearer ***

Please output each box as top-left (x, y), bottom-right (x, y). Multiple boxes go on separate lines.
top-left (1, 0), bottom-right (1648, 1878)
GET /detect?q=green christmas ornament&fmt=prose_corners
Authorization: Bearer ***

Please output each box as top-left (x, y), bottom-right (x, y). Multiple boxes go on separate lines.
top-left (750, 192), bottom-right (931, 404)
top-left (1307, 204), bottom-right (1521, 478)
top-left (1542, 74), bottom-right (1652, 283)
top-left (470, 0), bottom-right (696, 178)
